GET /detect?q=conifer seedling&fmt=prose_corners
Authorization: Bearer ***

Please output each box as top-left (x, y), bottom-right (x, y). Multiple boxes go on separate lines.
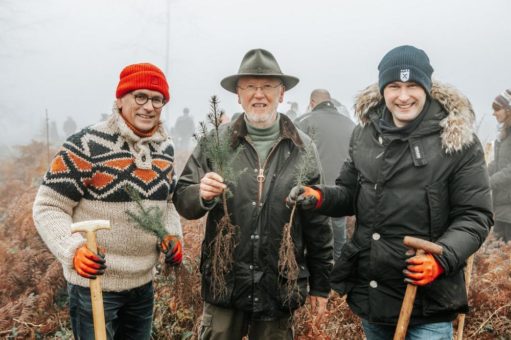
top-left (124, 184), bottom-right (182, 276)
top-left (124, 184), bottom-right (167, 241)
top-left (194, 95), bottom-right (244, 299)
top-left (279, 133), bottom-right (318, 303)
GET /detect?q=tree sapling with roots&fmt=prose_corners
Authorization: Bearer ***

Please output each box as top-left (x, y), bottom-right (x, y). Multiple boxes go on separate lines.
top-left (194, 95), bottom-right (244, 299)
top-left (279, 135), bottom-right (318, 303)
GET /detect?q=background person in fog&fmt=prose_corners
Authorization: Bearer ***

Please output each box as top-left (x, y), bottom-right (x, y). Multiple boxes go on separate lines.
top-left (488, 89), bottom-right (511, 242)
top-left (294, 89), bottom-right (355, 261)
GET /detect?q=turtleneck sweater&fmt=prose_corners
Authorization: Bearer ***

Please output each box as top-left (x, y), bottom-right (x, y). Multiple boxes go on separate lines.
top-left (245, 114), bottom-right (280, 163)
top-left (120, 112), bottom-right (160, 137)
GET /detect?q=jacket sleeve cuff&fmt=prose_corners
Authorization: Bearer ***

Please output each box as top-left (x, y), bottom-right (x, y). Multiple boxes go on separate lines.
top-left (200, 197), bottom-right (218, 210)
top-left (315, 189), bottom-right (324, 209)
top-left (310, 185), bottom-right (324, 209)
top-left (309, 289), bottom-right (330, 298)
top-left (433, 251), bottom-right (452, 275)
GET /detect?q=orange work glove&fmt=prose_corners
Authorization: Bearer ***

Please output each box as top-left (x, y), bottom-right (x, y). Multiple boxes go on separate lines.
top-left (403, 253), bottom-right (444, 286)
top-left (161, 235), bottom-right (183, 266)
top-left (73, 245), bottom-right (106, 279)
top-left (285, 185), bottom-right (323, 210)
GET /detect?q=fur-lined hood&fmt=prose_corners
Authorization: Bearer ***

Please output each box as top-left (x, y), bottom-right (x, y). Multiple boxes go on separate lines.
top-left (354, 81), bottom-right (475, 153)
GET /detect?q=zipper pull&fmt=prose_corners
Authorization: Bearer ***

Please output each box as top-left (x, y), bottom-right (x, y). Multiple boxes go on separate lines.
top-left (257, 168), bottom-right (265, 183)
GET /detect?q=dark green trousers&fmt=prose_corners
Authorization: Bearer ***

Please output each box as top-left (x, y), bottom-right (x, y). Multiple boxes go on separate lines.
top-left (199, 302), bottom-right (294, 340)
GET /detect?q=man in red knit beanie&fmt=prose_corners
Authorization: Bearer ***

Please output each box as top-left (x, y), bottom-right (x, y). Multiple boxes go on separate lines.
top-left (33, 62), bottom-right (182, 340)
top-left (116, 63), bottom-right (170, 137)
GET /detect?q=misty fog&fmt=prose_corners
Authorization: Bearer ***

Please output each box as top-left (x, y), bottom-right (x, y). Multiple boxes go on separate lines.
top-left (1, 0), bottom-right (510, 157)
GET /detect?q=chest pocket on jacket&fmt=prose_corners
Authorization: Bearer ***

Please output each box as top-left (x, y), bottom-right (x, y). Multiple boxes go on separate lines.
top-left (426, 180), bottom-right (449, 239)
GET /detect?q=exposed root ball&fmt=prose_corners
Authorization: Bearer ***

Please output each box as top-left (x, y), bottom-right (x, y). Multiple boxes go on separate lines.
top-left (210, 215), bottom-right (238, 299)
top-left (278, 205), bottom-right (300, 303)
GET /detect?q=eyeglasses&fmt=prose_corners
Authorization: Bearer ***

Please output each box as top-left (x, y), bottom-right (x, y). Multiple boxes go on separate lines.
top-left (237, 83), bottom-right (282, 94)
top-left (131, 93), bottom-right (166, 109)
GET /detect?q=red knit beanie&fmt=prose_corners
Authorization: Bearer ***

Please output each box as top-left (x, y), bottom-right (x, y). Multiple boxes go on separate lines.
top-left (116, 63), bottom-right (170, 101)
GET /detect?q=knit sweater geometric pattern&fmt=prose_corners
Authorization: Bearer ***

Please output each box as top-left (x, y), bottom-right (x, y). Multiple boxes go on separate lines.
top-left (33, 111), bottom-right (182, 292)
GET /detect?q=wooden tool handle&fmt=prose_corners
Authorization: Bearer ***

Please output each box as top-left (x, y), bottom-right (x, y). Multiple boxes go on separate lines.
top-left (72, 221), bottom-right (109, 340)
top-left (403, 236), bottom-right (443, 255)
top-left (393, 249), bottom-right (425, 340)
top-left (90, 278), bottom-right (107, 340)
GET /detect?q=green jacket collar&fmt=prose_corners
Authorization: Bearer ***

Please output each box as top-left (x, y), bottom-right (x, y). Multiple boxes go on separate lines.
top-left (230, 112), bottom-right (304, 148)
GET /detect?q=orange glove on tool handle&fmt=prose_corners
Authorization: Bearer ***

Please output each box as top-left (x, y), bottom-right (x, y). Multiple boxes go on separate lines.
top-left (404, 253), bottom-right (444, 286)
top-left (73, 245), bottom-right (106, 279)
top-left (286, 185), bottom-right (323, 210)
top-left (161, 235), bottom-right (183, 266)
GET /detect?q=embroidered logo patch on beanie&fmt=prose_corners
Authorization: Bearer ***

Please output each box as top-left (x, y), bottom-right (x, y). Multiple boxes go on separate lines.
top-left (400, 69), bottom-right (410, 82)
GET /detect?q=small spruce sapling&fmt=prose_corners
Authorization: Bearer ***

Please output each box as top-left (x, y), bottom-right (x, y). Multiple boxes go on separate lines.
top-left (194, 95), bottom-right (244, 299)
top-left (278, 134), bottom-right (318, 303)
top-left (124, 184), bottom-right (181, 274)
top-left (125, 185), bottom-right (167, 240)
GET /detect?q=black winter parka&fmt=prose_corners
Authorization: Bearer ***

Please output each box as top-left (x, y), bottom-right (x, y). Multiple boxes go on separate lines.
top-left (173, 114), bottom-right (333, 319)
top-left (319, 82), bottom-right (493, 325)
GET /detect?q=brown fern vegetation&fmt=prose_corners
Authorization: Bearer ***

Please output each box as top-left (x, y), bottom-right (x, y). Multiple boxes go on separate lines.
top-left (0, 141), bottom-right (510, 339)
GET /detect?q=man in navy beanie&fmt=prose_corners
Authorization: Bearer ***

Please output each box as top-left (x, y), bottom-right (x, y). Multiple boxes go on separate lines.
top-left (378, 45), bottom-right (433, 93)
top-left (287, 45), bottom-right (493, 339)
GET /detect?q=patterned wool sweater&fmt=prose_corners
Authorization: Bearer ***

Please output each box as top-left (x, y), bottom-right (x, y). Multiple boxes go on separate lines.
top-left (33, 111), bottom-right (182, 292)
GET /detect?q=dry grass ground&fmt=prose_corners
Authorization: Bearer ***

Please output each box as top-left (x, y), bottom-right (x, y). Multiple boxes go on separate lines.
top-left (0, 143), bottom-right (509, 339)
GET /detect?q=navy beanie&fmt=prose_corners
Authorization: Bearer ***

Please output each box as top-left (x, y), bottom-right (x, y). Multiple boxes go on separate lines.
top-left (378, 45), bottom-right (434, 94)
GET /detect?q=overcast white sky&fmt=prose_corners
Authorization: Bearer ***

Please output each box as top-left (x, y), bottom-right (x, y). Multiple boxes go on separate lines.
top-left (1, 0), bottom-right (510, 149)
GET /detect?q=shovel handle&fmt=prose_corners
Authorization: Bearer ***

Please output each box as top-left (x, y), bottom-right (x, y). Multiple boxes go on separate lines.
top-left (90, 278), bottom-right (107, 340)
top-left (403, 236), bottom-right (443, 255)
top-left (71, 220), bottom-right (109, 340)
top-left (394, 237), bottom-right (443, 340)
top-left (393, 249), bottom-right (425, 340)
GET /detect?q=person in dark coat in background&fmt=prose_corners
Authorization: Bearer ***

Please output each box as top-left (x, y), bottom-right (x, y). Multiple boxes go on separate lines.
top-left (287, 45), bottom-right (493, 339)
top-left (174, 107), bottom-right (195, 151)
top-left (488, 89), bottom-right (511, 242)
top-left (295, 89), bottom-right (355, 260)
top-left (63, 116), bottom-right (78, 138)
top-left (173, 48), bottom-right (332, 340)
top-left (284, 101), bottom-right (299, 121)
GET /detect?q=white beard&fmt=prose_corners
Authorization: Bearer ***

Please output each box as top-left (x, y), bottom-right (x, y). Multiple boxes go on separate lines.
top-left (245, 110), bottom-right (277, 128)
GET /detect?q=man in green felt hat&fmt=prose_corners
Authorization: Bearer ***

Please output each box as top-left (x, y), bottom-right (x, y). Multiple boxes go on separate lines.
top-left (173, 48), bottom-right (333, 339)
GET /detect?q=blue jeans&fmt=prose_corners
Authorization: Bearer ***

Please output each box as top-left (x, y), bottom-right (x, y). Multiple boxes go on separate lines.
top-left (361, 319), bottom-right (453, 340)
top-left (332, 216), bottom-right (346, 261)
top-left (68, 281), bottom-right (154, 340)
